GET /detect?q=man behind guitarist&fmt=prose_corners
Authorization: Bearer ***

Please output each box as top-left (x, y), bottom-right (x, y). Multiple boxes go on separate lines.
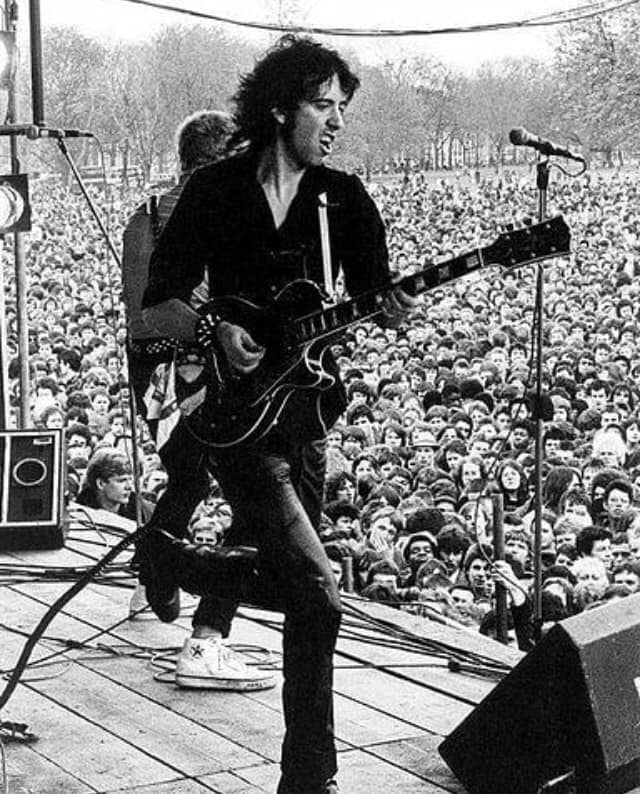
top-left (141, 35), bottom-right (417, 794)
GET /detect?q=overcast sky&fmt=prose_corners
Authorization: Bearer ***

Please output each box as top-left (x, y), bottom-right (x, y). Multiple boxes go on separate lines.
top-left (40, 0), bottom-right (583, 72)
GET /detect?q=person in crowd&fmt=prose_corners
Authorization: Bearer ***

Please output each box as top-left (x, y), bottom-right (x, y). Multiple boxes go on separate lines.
top-left (75, 447), bottom-right (149, 522)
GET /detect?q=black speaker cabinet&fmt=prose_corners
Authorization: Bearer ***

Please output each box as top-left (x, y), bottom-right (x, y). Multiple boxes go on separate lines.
top-left (0, 429), bottom-right (65, 550)
top-left (439, 594), bottom-right (640, 794)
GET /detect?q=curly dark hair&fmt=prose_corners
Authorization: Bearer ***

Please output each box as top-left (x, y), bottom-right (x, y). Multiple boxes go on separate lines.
top-left (230, 34), bottom-right (360, 153)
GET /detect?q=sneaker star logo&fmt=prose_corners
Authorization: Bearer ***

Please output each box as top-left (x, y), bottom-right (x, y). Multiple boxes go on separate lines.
top-left (190, 644), bottom-right (204, 658)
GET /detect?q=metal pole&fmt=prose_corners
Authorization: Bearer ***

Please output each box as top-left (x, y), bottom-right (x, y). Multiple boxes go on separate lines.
top-left (532, 159), bottom-right (550, 645)
top-left (0, 238), bottom-right (10, 426)
top-left (492, 492), bottom-right (509, 644)
top-left (6, 0), bottom-right (29, 427)
top-left (28, 0), bottom-right (44, 126)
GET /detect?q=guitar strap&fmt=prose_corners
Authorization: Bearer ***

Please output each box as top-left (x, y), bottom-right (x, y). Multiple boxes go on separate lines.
top-left (317, 191), bottom-right (335, 302)
top-left (148, 194), bottom-right (160, 242)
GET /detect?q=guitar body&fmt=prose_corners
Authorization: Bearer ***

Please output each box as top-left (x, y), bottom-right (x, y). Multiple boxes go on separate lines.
top-left (189, 280), bottom-right (338, 448)
top-left (182, 216), bottom-right (571, 448)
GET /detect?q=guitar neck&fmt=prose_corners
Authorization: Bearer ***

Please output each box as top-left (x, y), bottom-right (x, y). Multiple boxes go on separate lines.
top-left (293, 246), bottom-right (486, 346)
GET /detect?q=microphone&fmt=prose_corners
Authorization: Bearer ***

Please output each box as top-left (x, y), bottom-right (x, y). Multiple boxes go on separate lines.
top-left (26, 126), bottom-right (94, 139)
top-left (0, 124), bottom-right (94, 138)
top-left (509, 127), bottom-right (584, 162)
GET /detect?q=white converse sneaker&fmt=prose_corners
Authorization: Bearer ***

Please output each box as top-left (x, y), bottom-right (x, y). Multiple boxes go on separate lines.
top-left (174, 637), bottom-right (276, 691)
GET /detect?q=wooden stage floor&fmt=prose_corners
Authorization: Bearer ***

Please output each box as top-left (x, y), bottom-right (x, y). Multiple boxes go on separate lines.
top-left (0, 510), bottom-right (523, 794)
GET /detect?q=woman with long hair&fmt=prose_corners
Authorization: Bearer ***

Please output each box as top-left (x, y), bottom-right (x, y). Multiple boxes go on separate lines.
top-left (495, 458), bottom-right (530, 512)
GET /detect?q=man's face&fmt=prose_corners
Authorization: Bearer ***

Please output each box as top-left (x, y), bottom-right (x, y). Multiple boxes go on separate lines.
top-left (555, 529), bottom-right (576, 548)
top-left (450, 587), bottom-right (474, 607)
top-left (370, 516), bottom-right (396, 543)
top-left (440, 549), bottom-right (463, 573)
top-left (589, 388), bottom-right (608, 410)
top-left (602, 411), bottom-right (620, 430)
top-left (335, 515), bottom-right (359, 537)
top-left (495, 412), bottom-right (512, 435)
top-left (591, 539), bottom-right (613, 569)
top-left (611, 540), bottom-right (631, 568)
top-left (505, 538), bottom-right (529, 567)
top-left (562, 503), bottom-right (591, 529)
top-left (605, 488), bottom-right (631, 517)
top-left (490, 349), bottom-right (508, 371)
top-left (354, 458), bottom-right (375, 479)
top-left (92, 393), bottom-right (111, 414)
top-left (67, 434), bottom-right (89, 459)
top-left (612, 568), bottom-right (640, 592)
top-left (467, 558), bottom-right (490, 590)
top-left (544, 438), bottom-right (561, 458)
top-left (407, 540), bottom-right (434, 567)
top-left (412, 446), bottom-right (435, 467)
top-left (372, 572), bottom-right (397, 590)
top-left (512, 427), bottom-right (531, 450)
top-left (384, 428), bottom-right (403, 448)
top-left (470, 439), bottom-right (490, 458)
top-left (427, 414), bottom-right (446, 434)
top-left (98, 473), bottom-right (133, 507)
top-left (280, 74), bottom-right (348, 168)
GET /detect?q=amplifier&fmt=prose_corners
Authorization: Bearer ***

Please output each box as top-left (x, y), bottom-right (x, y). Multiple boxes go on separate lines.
top-left (0, 429), bottom-right (65, 550)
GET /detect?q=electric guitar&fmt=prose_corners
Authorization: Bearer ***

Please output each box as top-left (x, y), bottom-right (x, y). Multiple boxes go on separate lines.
top-left (187, 216), bottom-right (571, 448)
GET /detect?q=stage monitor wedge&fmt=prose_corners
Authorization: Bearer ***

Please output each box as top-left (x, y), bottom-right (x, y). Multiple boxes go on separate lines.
top-left (0, 429), bottom-right (65, 550)
top-left (439, 594), bottom-right (640, 794)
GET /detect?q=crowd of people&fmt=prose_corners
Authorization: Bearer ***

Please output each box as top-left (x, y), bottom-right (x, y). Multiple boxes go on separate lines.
top-left (8, 161), bottom-right (640, 650)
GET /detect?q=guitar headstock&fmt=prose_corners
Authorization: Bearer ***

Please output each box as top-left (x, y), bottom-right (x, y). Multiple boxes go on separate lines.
top-left (485, 216), bottom-right (571, 271)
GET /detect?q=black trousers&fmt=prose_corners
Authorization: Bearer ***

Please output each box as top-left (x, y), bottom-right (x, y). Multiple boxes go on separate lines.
top-left (147, 421), bottom-right (341, 792)
top-left (206, 435), bottom-right (341, 793)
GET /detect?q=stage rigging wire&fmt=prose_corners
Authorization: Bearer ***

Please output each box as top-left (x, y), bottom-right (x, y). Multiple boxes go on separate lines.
top-left (114, 0), bottom-right (640, 36)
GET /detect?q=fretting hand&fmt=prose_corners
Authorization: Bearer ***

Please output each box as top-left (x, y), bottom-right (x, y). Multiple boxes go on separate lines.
top-left (381, 276), bottom-right (420, 323)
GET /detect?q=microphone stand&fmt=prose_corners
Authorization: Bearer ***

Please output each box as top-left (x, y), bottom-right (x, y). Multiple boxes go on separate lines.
top-left (532, 158), bottom-right (549, 645)
top-left (530, 155), bottom-right (586, 644)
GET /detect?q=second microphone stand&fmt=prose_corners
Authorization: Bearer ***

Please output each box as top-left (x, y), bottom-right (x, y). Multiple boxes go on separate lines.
top-left (531, 159), bottom-right (549, 645)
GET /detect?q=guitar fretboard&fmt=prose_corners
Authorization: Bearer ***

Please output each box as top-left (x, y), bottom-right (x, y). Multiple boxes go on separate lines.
top-left (292, 248), bottom-right (485, 346)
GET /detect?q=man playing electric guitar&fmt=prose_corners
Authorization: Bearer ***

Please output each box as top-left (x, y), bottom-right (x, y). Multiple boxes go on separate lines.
top-left (141, 35), bottom-right (417, 794)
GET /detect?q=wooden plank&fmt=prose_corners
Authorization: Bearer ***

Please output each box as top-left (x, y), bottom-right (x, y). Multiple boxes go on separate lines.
top-left (333, 668), bottom-right (474, 737)
top-left (368, 734), bottom-right (467, 793)
top-left (4, 686), bottom-right (180, 791)
top-left (197, 770), bottom-right (272, 793)
top-left (234, 748), bottom-right (453, 793)
top-left (91, 779), bottom-right (224, 793)
top-left (31, 663), bottom-right (264, 775)
top-left (5, 743), bottom-right (95, 794)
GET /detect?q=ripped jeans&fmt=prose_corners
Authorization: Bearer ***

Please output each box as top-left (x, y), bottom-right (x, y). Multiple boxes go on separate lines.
top-left (200, 434), bottom-right (342, 793)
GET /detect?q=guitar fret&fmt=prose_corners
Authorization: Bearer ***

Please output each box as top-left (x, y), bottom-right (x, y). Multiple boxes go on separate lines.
top-left (289, 216), bottom-right (569, 349)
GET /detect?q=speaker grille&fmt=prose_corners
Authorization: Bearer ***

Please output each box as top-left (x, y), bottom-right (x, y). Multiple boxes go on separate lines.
top-left (13, 457), bottom-right (47, 487)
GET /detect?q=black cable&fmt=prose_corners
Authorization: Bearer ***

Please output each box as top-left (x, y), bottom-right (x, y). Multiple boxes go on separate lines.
top-left (114, 0), bottom-right (640, 36)
top-left (0, 520), bottom-right (153, 714)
